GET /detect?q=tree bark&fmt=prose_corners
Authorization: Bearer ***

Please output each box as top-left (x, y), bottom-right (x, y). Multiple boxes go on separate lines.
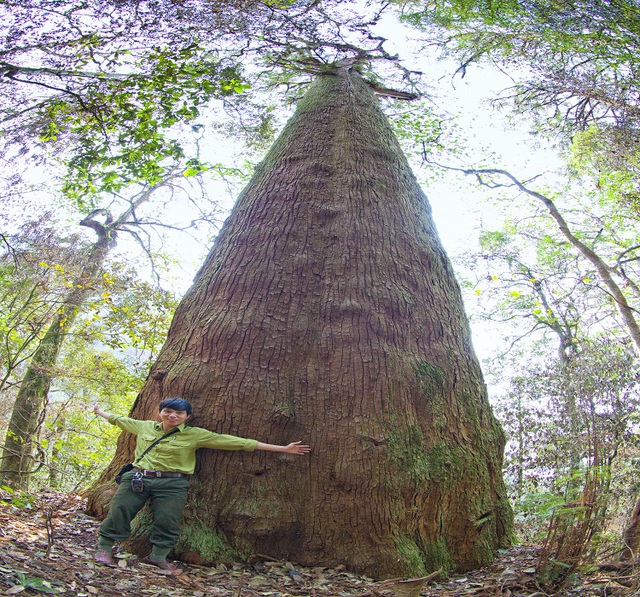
top-left (622, 495), bottom-right (640, 560)
top-left (88, 68), bottom-right (513, 578)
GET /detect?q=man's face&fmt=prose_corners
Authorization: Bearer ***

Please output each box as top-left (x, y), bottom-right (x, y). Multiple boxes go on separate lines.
top-left (159, 407), bottom-right (190, 429)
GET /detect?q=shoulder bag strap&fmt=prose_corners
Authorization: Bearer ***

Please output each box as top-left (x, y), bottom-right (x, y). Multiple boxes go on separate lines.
top-left (137, 427), bottom-right (180, 460)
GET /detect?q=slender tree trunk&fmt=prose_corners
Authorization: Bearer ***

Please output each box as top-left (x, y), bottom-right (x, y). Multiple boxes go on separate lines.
top-left (88, 67), bottom-right (513, 578)
top-left (0, 233), bottom-right (114, 489)
top-left (48, 414), bottom-right (65, 489)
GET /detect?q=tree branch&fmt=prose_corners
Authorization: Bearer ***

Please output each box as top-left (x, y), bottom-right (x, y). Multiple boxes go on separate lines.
top-left (434, 160), bottom-right (640, 353)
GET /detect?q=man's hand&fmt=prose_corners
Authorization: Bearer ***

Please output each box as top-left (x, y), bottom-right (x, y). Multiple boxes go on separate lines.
top-left (92, 402), bottom-right (110, 419)
top-left (255, 440), bottom-right (311, 454)
top-left (282, 441), bottom-right (311, 455)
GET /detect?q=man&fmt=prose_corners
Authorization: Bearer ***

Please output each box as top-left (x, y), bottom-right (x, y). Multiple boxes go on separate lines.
top-left (92, 397), bottom-right (310, 574)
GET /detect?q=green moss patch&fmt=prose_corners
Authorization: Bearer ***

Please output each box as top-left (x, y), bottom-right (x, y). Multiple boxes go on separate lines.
top-left (385, 418), bottom-right (431, 485)
top-left (414, 360), bottom-right (445, 395)
top-left (391, 535), bottom-right (428, 577)
top-left (420, 537), bottom-right (455, 571)
top-left (176, 522), bottom-right (242, 563)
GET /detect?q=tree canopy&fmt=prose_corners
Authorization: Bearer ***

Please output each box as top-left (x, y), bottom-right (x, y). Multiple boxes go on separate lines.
top-left (1, 0), bottom-right (423, 204)
top-left (401, 0), bottom-right (640, 212)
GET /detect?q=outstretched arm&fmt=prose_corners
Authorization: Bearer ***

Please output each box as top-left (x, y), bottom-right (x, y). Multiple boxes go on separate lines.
top-left (255, 441), bottom-right (310, 455)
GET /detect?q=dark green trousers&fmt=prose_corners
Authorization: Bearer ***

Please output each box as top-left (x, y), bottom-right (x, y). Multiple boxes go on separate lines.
top-left (98, 472), bottom-right (190, 556)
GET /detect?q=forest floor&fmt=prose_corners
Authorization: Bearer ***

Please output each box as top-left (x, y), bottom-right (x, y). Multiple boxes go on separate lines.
top-left (0, 490), bottom-right (639, 597)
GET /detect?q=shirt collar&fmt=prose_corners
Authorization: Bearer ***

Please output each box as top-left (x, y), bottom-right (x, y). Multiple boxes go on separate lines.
top-left (153, 421), bottom-right (186, 432)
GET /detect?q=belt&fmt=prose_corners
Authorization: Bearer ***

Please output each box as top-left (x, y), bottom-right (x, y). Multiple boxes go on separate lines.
top-left (132, 467), bottom-right (185, 478)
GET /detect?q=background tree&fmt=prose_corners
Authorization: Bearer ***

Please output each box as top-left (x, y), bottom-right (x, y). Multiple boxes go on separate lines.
top-left (0, 207), bottom-right (117, 489)
top-left (0, 219), bottom-right (90, 397)
top-left (0, 226), bottom-right (178, 491)
top-left (400, 0), bottom-right (640, 213)
top-left (0, 165), bottom-right (224, 489)
top-left (439, 154), bottom-right (640, 558)
top-left (456, 166), bottom-right (640, 352)
top-left (490, 337), bottom-right (640, 545)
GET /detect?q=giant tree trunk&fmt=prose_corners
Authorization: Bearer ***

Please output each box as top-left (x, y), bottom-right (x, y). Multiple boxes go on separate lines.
top-left (88, 67), bottom-right (513, 578)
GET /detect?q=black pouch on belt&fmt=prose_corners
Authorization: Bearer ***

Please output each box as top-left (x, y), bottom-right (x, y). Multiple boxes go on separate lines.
top-left (115, 463), bottom-right (133, 484)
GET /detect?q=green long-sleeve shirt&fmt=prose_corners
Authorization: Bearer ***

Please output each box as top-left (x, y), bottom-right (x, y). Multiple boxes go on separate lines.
top-left (107, 415), bottom-right (258, 475)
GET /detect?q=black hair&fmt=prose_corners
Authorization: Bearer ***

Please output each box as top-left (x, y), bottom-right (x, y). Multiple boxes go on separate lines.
top-left (159, 397), bottom-right (192, 415)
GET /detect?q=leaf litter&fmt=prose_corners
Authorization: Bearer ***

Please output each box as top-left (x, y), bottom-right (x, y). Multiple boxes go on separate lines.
top-left (0, 490), bottom-right (638, 596)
